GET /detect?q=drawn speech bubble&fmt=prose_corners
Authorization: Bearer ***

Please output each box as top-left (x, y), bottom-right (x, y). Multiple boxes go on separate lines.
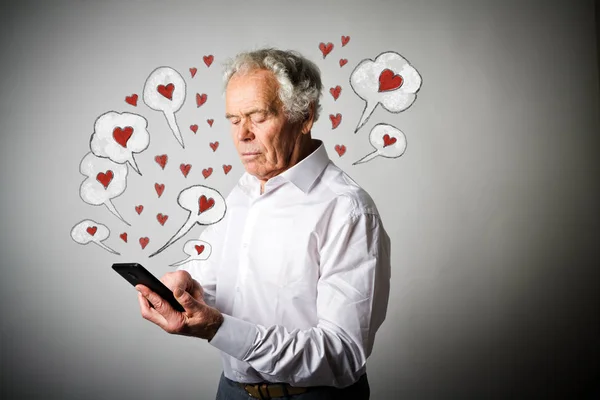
top-left (353, 123), bottom-right (407, 165)
top-left (350, 51), bottom-right (422, 132)
top-left (79, 152), bottom-right (130, 225)
top-left (149, 185), bottom-right (226, 257)
top-left (70, 219), bottom-right (120, 255)
top-left (90, 111), bottom-right (150, 175)
top-left (143, 66), bottom-right (187, 148)
top-left (169, 239), bottom-right (212, 267)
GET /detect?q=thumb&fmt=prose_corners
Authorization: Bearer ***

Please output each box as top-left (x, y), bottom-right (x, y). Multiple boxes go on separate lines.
top-left (174, 288), bottom-right (200, 311)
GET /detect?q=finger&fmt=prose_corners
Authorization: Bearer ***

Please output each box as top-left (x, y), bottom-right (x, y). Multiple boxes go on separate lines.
top-left (137, 292), bottom-right (168, 329)
top-left (136, 285), bottom-right (173, 322)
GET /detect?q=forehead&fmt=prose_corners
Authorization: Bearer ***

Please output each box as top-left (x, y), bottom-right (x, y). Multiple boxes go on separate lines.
top-left (225, 69), bottom-right (280, 110)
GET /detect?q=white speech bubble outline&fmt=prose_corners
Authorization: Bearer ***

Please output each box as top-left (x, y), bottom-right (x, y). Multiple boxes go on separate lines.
top-left (143, 66), bottom-right (187, 148)
top-left (149, 185), bottom-right (226, 257)
top-left (70, 219), bottom-right (120, 255)
top-left (353, 123), bottom-right (407, 165)
top-left (79, 152), bottom-right (130, 225)
top-left (90, 111), bottom-right (150, 175)
top-left (169, 239), bottom-right (213, 267)
top-left (350, 51), bottom-right (422, 133)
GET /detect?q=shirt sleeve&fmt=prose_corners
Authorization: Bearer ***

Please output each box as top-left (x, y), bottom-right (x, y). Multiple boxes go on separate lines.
top-left (209, 212), bottom-right (392, 388)
top-left (177, 220), bottom-right (224, 308)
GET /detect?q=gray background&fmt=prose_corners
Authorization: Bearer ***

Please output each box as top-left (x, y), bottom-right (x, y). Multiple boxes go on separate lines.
top-left (1, 0), bottom-right (599, 398)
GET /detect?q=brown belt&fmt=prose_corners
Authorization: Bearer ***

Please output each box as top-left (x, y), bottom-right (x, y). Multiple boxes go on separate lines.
top-left (238, 381), bottom-right (308, 398)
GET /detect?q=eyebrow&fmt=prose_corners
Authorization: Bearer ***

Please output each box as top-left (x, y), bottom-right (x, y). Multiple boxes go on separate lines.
top-left (225, 108), bottom-right (272, 119)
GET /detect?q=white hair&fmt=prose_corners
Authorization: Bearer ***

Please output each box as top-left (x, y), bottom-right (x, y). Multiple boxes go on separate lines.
top-left (223, 48), bottom-right (323, 123)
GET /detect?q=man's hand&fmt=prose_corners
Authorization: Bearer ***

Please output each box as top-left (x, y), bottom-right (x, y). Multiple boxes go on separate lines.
top-left (135, 270), bottom-right (223, 341)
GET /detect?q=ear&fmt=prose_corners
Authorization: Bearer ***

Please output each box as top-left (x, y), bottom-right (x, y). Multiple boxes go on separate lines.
top-left (301, 103), bottom-right (315, 135)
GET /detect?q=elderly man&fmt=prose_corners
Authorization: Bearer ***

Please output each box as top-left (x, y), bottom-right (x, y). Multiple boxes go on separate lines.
top-left (136, 48), bottom-right (391, 400)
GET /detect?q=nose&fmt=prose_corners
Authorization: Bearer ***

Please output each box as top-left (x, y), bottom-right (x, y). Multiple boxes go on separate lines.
top-left (236, 118), bottom-right (255, 142)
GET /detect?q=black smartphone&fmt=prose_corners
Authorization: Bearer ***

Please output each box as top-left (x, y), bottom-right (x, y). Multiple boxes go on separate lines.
top-left (112, 262), bottom-right (185, 312)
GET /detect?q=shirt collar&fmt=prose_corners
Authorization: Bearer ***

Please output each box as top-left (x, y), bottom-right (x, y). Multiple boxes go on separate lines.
top-left (238, 139), bottom-right (330, 197)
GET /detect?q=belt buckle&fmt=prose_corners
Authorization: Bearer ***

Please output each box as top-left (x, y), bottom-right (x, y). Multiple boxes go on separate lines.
top-left (244, 383), bottom-right (270, 399)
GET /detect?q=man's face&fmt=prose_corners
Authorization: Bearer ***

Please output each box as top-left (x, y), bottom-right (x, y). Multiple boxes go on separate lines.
top-left (225, 69), bottom-right (304, 181)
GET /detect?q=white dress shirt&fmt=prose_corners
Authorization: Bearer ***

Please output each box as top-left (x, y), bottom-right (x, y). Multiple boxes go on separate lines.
top-left (179, 139), bottom-right (391, 388)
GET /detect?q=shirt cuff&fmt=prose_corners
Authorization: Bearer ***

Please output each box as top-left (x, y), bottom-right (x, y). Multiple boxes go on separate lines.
top-left (208, 313), bottom-right (258, 360)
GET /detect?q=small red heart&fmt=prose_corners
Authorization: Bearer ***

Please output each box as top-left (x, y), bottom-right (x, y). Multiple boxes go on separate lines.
top-left (341, 35), bottom-right (350, 46)
top-left (180, 163), bottom-right (192, 177)
top-left (113, 126), bottom-right (133, 148)
top-left (135, 205), bottom-right (144, 215)
top-left (334, 144), bottom-right (346, 157)
top-left (120, 232), bottom-right (128, 242)
top-left (329, 113), bottom-right (342, 129)
top-left (86, 226), bottom-right (98, 236)
top-left (96, 170), bottom-right (114, 189)
top-left (190, 124), bottom-right (198, 134)
top-left (223, 164), bottom-right (232, 175)
top-left (209, 142), bottom-right (219, 152)
top-left (207, 119), bottom-right (214, 127)
top-left (319, 42), bottom-right (334, 58)
top-left (203, 55), bottom-right (214, 67)
top-left (339, 58), bottom-right (348, 67)
top-left (156, 213), bottom-right (169, 226)
top-left (196, 93), bottom-right (207, 107)
top-left (378, 69), bottom-right (403, 92)
top-left (202, 168), bottom-right (213, 179)
top-left (195, 245), bottom-right (205, 255)
top-left (157, 83), bottom-right (175, 100)
top-left (139, 237), bottom-right (149, 249)
top-left (155, 183), bottom-right (165, 197)
top-left (383, 134), bottom-right (397, 147)
top-left (198, 195), bottom-right (215, 215)
top-left (154, 154), bottom-right (168, 169)
top-left (125, 94), bottom-right (138, 106)
top-left (329, 85), bottom-right (341, 100)
top-left (189, 67), bottom-right (197, 78)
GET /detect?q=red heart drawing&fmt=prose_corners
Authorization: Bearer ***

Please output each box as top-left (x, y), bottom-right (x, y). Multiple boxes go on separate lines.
top-left (155, 183), bottom-right (165, 197)
top-left (202, 168), bottom-right (213, 179)
top-left (96, 170), bottom-right (114, 189)
top-left (180, 163), bottom-right (192, 177)
top-left (207, 119), bottom-right (214, 127)
top-left (209, 142), bottom-right (219, 152)
top-left (157, 83), bottom-right (175, 100)
top-left (135, 205), bottom-right (144, 215)
top-left (156, 213), bottom-right (169, 226)
top-left (339, 58), bottom-right (348, 67)
top-left (198, 195), bottom-right (215, 215)
top-left (383, 134), bottom-right (397, 147)
top-left (378, 69), bottom-right (403, 92)
top-left (86, 226), bottom-right (97, 236)
top-left (334, 144), bottom-right (346, 157)
top-left (120, 232), bottom-right (128, 242)
top-left (190, 124), bottom-right (198, 134)
top-left (113, 126), bottom-right (133, 148)
top-left (189, 67), bottom-right (197, 78)
top-left (154, 154), bottom-right (168, 169)
top-left (196, 93), bottom-right (207, 107)
top-left (329, 85), bottom-right (341, 100)
top-left (329, 113), bottom-right (342, 129)
top-left (319, 42), bottom-right (334, 58)
top-left (223, 164), bottom-right (232, 175)
top-left (125, 94), bottom-right (138, 106)
top-left (203, 55), bottom-right (214, 67)
top-left (341, 35), bottom-right (350, 46)
top-left (195, 245), bottom-right (205, 255)
top-left (139, 237), bottom-right (149, 249)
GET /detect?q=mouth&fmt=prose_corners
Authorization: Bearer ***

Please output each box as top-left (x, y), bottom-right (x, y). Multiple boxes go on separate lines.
top-left (241, 152), bottom-right (261, 156)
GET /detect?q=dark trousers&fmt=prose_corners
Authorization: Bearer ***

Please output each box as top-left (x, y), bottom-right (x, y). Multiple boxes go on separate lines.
top-left (216, 372), bottom-right (370, 400)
